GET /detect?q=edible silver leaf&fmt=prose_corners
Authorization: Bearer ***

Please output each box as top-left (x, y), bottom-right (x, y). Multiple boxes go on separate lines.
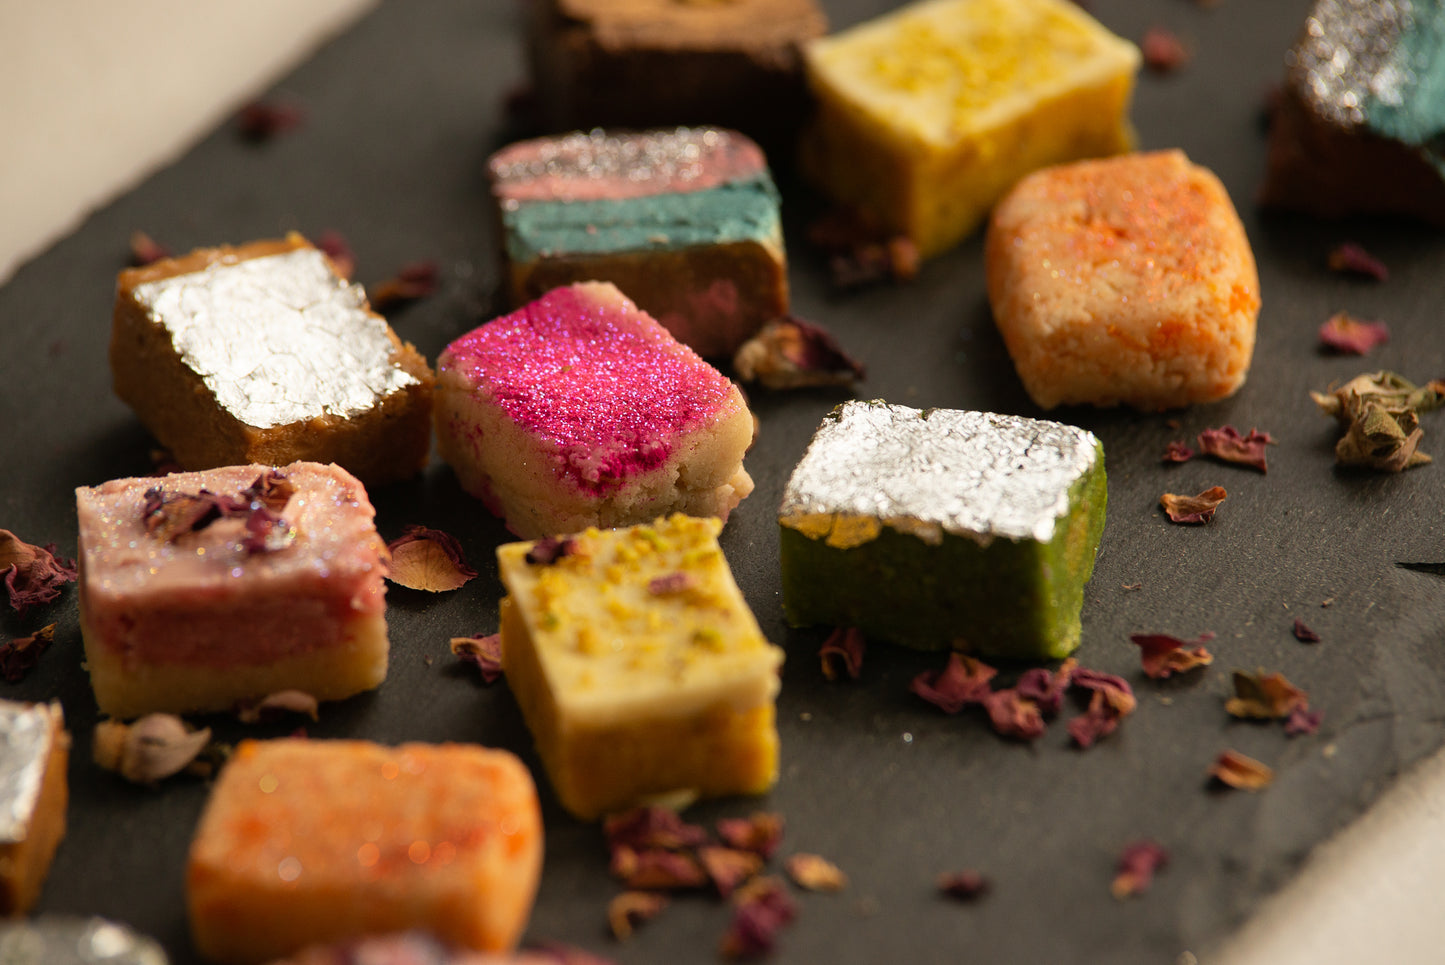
top-left (0, 700), bottom-right (58, 844)
top-left (0, 916), bottom-right (169, 965)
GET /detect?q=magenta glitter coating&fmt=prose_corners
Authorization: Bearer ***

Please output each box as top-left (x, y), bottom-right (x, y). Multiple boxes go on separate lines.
top-left (437, 285), bottom-right (741, 494)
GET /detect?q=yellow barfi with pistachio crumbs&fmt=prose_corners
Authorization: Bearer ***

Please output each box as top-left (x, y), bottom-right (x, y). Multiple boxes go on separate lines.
top-left (800, 0), bottom-right (1140, 258)
top-left (497, 514), bottom-right (783, 821)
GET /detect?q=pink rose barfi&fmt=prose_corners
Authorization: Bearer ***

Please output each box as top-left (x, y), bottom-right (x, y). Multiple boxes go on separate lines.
top-left (434, 281), bottom-right (755, 538)
top-left (75, 461), bottom-right (389, 719)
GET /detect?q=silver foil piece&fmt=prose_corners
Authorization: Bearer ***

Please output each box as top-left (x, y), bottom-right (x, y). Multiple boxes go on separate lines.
top-left (491, 126), bottom-right (737, 201)
top-left (0, 700), bottom-right (59, 845)
top-left (0, 916), bottom-right (169, 965)
top-left (1290, 0), bottom-right (1413, 127)
top-left (132, 248), bottom-right (420, 429)
top-left (779, 401), bottom-right (1100, 546)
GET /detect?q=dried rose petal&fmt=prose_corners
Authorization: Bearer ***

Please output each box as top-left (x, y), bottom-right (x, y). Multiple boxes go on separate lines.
top-left (316, 230), bottom-right (356, 279)
top-left (385, 525), bottom-right (476, 592)
top-left (526, 537), bottom-right (579, 566)
top-left (0, 623), bottom-right (55, 683)
top-left (1326, 243), bottom-right (1389, 282)
top-left (719, 877), bottom-right (797, 960)
top-left (1071, 668), bottom-right (1137, 715)
top-left (1142, 25), bottom-right (1190, 72)
top-left (819, 627), bottom-right (865, 682)
top-left (785, 853), bottom-right (848, 892)
top-left (235, 690), bottom-right (319, 724)
top-left (1161, 486), bottom-right (1228, 524)
top-left (1130, 632), bottom-right (1216, 679)
top-left (1197, 426), bottom-right (1273, 472)
top-left (451, 633), bottom-right (503, 683)
top-left (1285, 705), bottom-right (1324, 736)
top-left (93, 714), bottom-right (213, 785)
top-left (529, 941), bottom-right (617, 965)
top-left (237, 99), bottom-right (305, 141)
top-left (1320, 312), bottom-right (1390, 355)
top-left (1015, 658), bottom-right (1076, 716)
top-left (1111, 840), bottom-right (1169, 899)
top-left (910, 653), bottom-right (997, 714)
top-left (937, 869), bottom-right (991, 901)
top-left (1210, 749), bottom-right (1275, 790)
top-left (699, 845), bottom-right (764, 899)
top-left (1163, 441), bottom-right (1195, 463)
top-left (608, 891), bottom-right (668, 941)
top-left (807, 208), bottom-right (918, 289)
top-left (1068, 691), bottom-right (1125, 749)
top-left (983, 689), bottom-right (1046, 741)
top-left (1292, 618), bottom-right (1322, 643)
top-left (716, 812), bottom-right (784, 860)
top-left (239, 506), bottom-right (292, 554)
top-left (0, 531), bottom-right (77, 615)
top-left (370, 261), bottom-right (439, 311)
top-left (647, 572), bottom-right (696, 596)
top-left (1226, 670), bottom-right (1307, 720)
top-left (128, 231), bottom-right (170, 266)
top-left (732, 317), bottom-right (866, 390)
top-left (239, 470), bottom-right (296, 512)
top-left (609, 846), bottom-right (707, 891)
top-left (605, 806), bottom-right (710, 853)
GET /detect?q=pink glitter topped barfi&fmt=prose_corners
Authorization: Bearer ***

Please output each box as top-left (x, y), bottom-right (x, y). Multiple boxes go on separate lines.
top-left (435, 282), bottom-right (755, 537)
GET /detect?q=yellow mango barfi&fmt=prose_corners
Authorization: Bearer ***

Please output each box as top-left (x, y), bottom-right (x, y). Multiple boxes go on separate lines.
top-left (497, 514), bottom-right (783, 821)
top-left (187, 739), bottom-right (542, 965)
top-left (800, 0), bottom-right (1140, 258)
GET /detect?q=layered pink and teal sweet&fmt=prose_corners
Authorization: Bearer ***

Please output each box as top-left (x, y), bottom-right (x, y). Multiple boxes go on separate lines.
top-left (437, 283), bottom-right (740, 493)
top-left (488, 128), bottom-right (782, 262)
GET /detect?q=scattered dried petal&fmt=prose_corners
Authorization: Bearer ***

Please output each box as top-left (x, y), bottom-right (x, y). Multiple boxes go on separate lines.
top-left (1163, 441), bottom-right (1194, 463)
top-left (1112, 840), bottom-right (1169, 899)
top-left (982, 689), bottom-right (1046, 741)
top-left (1292, 618), bottom-right (1321, 644)
top-left (234, 690), bottom-right (319, 724)
top-left (1210, 749), bottom-right (1275, 790)
top-left (1068, 691), bottom-right (1125, 749)
top-left (1226, 670), bottom-right (1307, 720)
top-left (451, 633), bottom-right (503, 683)
top-left (1142, 25), bottom-right (1190, 72)
top-left (819, 627), bottom-right (865, 682)
top-left (0, 531), bottom-right (77, 615)
top-left (716, 812), bottom-right (785, 860)
top-left (1197, 426), bottom-right (1273, 472)
top-left (910, 653), bottom-right (997, 714)
top-left (128, 231), bottom-right (169, 266)
top-left (1285, 705), bottom-right (1324, 736)
top-left (1015, 658), bottom-right (1076, 716)
top-left (609, 846), bottom-right (707, 890)
top-left (316, 230), bottom-right (356, 279)
top-left (699, 845), bottom-right (765, 899)
top-left (720, 877), bottom-right (797, 960)
top-left (385, 525), bottom-right (476, 591)
top-left (608, 891), bottom-right (668, 941)
top-left (605, 806), bottom-right (710, 853)
top-left (93, 714), bottom-right (213, 785)
top-left (237, 99), bottom-right (305, 141)
top-left (1071, 669), bottom-right (1138, 715)
top-left (526, 537), bottom-right (579, 566)
top-left (937, 869), bottom-right (991, 901)
top-left (807, 208), bottom-right (918, 289)
top-left (0, 624), bottom-right (55, 683)
top-left (1161, 486), bottom-right (1228, 524)
top-left (733, 316), bottom-right (866, 390)
top-left (647, 572), bottom-right (697, 596)
top-left (1326, 243), bottom-right (1389, 281)
top-left (1320, 312), bottom-right (1390, 355)
top-left (1130, 632), bottom-right (1216, 679)
top-left (370, 261), bottom-right (439, 311)
top-left (786, 853), bottom-right (848, 892)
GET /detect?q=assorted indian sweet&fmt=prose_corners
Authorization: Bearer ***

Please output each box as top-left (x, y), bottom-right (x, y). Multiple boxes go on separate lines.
top-left (0, 916), bottom-right (168, 964)
top-left (74, 462), bottom-right (390, 719)
top-left (187, 739), bottom-right (542, 965)
top-left (434, 282), bottom-right (755, 539)
top-left (273, 933), bottom-right (553, 965)
top-left (1261, 0), bottom-right (1445, 222)
top-left (779, 401), bottom-right (1107, 659)
top-left (986, 150), bottom-right (1260, 410)
top-left (800, 0), bottom-right (1140, 258)
top-left (0, 701), bottom-right (68, 917)
top-left (496, 514), bottom-right (784, 821)
top-left (489, 127), bottom-right (789, 358)
top-left (524, 0), bottom-right (827, 151)
top-left (110, 233), bottom-right (434, 486)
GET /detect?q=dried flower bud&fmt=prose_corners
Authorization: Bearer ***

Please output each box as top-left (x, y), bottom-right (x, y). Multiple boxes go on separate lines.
top-left (733, 317), bottom-right (866, 391)
top-left (93, 714), bottom-right (212, 785)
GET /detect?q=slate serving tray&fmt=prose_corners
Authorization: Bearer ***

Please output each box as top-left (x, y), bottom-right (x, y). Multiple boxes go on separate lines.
top-left (3, 0), bottom-right (1444, 962)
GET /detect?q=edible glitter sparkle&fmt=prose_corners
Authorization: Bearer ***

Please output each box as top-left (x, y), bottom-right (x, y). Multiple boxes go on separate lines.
top-left (1291, 0), bottom-right (1414, 127)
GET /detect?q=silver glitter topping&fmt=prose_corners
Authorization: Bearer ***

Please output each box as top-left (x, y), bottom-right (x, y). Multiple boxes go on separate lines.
top-left (779, 402), bottom-right (1100, 546)
top-left (133, 248), bottom-right (420, 429)
top-left (0, 916), bottom-right (169, 965)
top-left (0, 700), bottom-right (59, 844)
top-left (1290, 0), bottom-right (1414, 126)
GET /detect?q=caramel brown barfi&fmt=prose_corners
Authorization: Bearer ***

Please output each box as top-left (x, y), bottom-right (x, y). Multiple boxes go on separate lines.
top-left (0, 701), bottom-right (68, 917)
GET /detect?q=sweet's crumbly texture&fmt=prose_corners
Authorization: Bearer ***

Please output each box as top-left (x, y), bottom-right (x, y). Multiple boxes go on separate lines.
top-left (111, 234), bottom-right (434, 486)
top-left (801, 0), bottom-right (1139, 258)
top-left (187, 740), bottom-right (542, 965)
top-left (986, 150), bottom-right (1260, 410)
top-left (435, 282), bottom-right (754, 539)
top-left (75, 462), bottom-right (389, 718)
top-left (0, 703), bottom-right (68, 917)
top-left (497, 514), bottom-right (783, 820)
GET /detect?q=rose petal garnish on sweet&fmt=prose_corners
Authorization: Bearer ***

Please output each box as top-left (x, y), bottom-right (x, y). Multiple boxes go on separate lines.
top-left (528, 941), bottom-right (617, 965)
top-left (608, 891), bottom-right (668, 941)
top-left (1163, 441), bottom-right (1194, 463)
top-left (1285, 705), bottom-right (1324, 737)
top-left (0, 531), bottom-right (77, 615)
top-left (1226, 670), bottom-right (1307, 720)
top-left (819, 627), bottom-right (865, 682)
top-left (0, 623), bottom-right (55, 683)
top-left (1130, 632), bottom-right (1216, 679)
top-left (1292, 618), bottom-right (1322, 643)
top-left (526, 537), bottom-right (580, 566)
top-left (716, 812), bottom-right (784, 860)
top-left (451, 633), bottom-right (503, 684)
top-left (699, 846), bottom-right (764, 900)
top-left (608, 846), bottom-right (707, 891)
top-left (235, 690), bottom-right (319, 724)
top-left (236, 99), bottom-right (305, 141)
top-left (385, 525), bottom-right (476, 591)
top-left (1319, 312), bottom-right (1390, 355)
top-left (370, 261), bottom-right (439, 311)
top-left (647, 572), bottom-right (696, 596)
top-left (983, 689), bottom-right (1046, 741)
top-left (1197, 426), bottom-right (1273, 472)
top-left (93, 714), bottom-right (213, 785)
top-left (732, 317), bottom-right (866, 390)
top-left (1161, 486), bottom-right (1228, 524)
top-left (785, 853), bottom-right (848, 892)
top-left (240, 469), bottom-right (296, 512)
top-left (316, 230), bottom-right (356, 279)
top-left (937, 870), bottom-right (991, 901)
top-left (1326, 243), bottom-right (1389, 282)
top-left (128, 231), bottom-right (170, 266)
top-left (1015, 658), bottom-right (1076, 716)
top-left (719, 876), bottom-right (797, 960)
top-left (910, 653), bottom-right (997, 714)
top-left (1111, 840), bottom-right (1169, 899)
top-left (1142, 25), bottom-right (1190, 72)
top-left (605, 806), bottom-right (710, 853)
top-left (1209, 749), bottom-right (1274, 790)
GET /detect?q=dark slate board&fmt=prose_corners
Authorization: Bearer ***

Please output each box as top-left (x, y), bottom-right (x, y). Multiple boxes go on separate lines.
top-left (3, 0), bottom-right (1444, 962)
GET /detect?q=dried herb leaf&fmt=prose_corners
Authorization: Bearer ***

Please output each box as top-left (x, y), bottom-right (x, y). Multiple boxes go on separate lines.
top-left (1142, 25), bottom-right (1190, 72)
top-left (608, 891), bottom-right (668, 941)
top-left (716, 812), bottom-right (784, 860)
top-left (1197, 426), bottom-right (1273, 472)
top-left (235, 690), bottom-right (319, 724)
top-left (719, 877), bottom-right (797, 960)
top-left (93, 714), bottom-right (212, 785)
top-left (699, 845), bottom-right (765, 899)
top-left (0, 623), bottom-right (55, 683)
top-left (1163, 441), bottom-right (1195, 463)
top-left (1130, 632), bottom-right (1216, 679)
top-left (370, 261), bottom-right (439, 311)
top-left (236, 99), bottom-right (305, 141)
top-left (1326, 243), bottom-right (1389, 281)
top-left (526, 537), bottom-right (580, 566)
top-left (1292, 618), bottom-right (1321, 643)
top-left (1226, 670), bottom-right (1307, 720)
top-left (910, 653), bottom-right (996, 714)
top-left (937, 870), bottom-right (990, 901)
top-left (732, 317), bottom-right (866, 390)
top-left (785, 853), bottom-right (848, 892)
top-left (1319, 312), bottom-right (1390, 355)
top-left (0, 531), bottom-right (77, 615)
top-left (605, 806), bottom-right (710, 853)
top-left (819, 627), bottom-right (865, 682)
top-left (1015, 658), bottom-right (1076, 716)
top-left (1112, 840), bottom-right (1169, 899)
top-left (1160, 486), bottom-right (1228, 524)
top-left (983, 689), bottom-right (1045, 741)
top-left (451, 633), bottom-right (503, 684)
top-left (315, 230), bottom-right (356, 279)
top-left (1210, 749), bottom-right (1274, 790)
top-left (385, 525), bottom-right (476, 591)
top-left (1285, 705), bottom-right (1324, 736)
top-left (609, 846), bottom-right (707, 891)
top-left (128, 231), bottom-right (170, 266)
top-left (1312, 371), bottom-right (1445, 471)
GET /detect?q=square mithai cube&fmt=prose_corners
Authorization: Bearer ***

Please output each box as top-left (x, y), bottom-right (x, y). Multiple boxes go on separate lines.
top-left (75, 462), bottom-right (389, 719)
top-left (986, 150), bottom-right (1260, 410)
top-left (187, 739), bottom-right (542, 965)
top-left (497, 514), bottom-right (784, 820)
top-left (0, 701), bottom-right (68, 916)
top-left (490, 127), bottom-right (789, 358)
top-left (435, 282), bottom-right (755, 539)
top-left (779, 402), bottom-right (1106, 659)
top-left (800, 0), bottom-right (1140, 258)
top-left (111, 233), bottom-right (434, 485)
